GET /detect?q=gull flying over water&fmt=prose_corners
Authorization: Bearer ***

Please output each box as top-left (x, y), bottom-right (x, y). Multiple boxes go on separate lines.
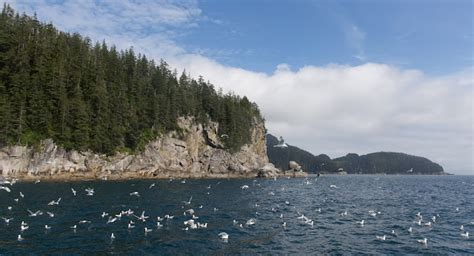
top-left (273, 136), bottom-right (288, 148)
top-left (85, 188), bottom-right (95, 196)
top-left (27, 209), bottom-right (43, 217)
top-left (183, 196), bottom-right (193, 205)
top-left (135, 211), bottom-right (149, 222)
top-left (48, 197), bottom-right (61, 206)
top-left (2, 217), bottom-right (14, 224)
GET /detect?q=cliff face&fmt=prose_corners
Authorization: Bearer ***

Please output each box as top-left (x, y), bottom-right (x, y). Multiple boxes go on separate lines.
top-left (0, 117), bottom-right (280, 180)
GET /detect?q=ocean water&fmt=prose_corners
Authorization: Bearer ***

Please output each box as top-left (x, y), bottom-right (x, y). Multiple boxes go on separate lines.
top-left (0, 175), bottom-right (472, 255)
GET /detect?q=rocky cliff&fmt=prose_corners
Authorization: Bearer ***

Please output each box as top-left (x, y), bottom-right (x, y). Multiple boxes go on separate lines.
top-left (0, 117), bottom-right (281, 180)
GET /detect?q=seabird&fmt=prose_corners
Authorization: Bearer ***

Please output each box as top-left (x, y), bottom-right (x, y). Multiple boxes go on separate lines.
top-left (241, 185), bottom-right (249, 190)
top-left (20, 225), bottom-right (29, 232)
top-left (135, 211), bottom-right (149, 222)
top-left (218, 232), bottom-right (229, 240)
top-left (130, 192), bottom-right (140, 197)
top-left (44, 225), bottom-right (51, 230)
top-left (461, 232), bottom-right (469, 238)
top-left (246, 218), bottom-right (256, 226)
top-left (17, 234), bottom-right (24, 241)
top-left (417, 238), bottom-right (428, 246)
top-left (273, 136), bottom-right (288, 148)
top-left (27, 209), bottom-right (43, 217)
top-left (48, 197), bottom-right (61, 206)
top-left (2, 217), bottom-right (14, 224)
top-left (71, 188), bottom-right (77, 196)
top-left (85, 188), bottom-right (95, 196)
top-left (408, 227), bottom-right (413, 233)
top-left (376, 235), bottom-right (387, 241)
top-left (183, 196), bottom-right (193, 205)
top-left (0, 186), bottom-right (11, 192)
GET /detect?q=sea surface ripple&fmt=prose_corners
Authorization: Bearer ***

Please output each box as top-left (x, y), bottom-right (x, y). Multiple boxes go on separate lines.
top-left (0, 175), bottom-right (473, 255)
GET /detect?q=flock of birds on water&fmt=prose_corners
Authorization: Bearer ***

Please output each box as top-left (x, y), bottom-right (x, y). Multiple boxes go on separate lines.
top-left (0, 176), bottom-right (471, 251)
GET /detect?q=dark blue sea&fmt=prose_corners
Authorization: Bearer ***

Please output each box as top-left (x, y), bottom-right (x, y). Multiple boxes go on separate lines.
top-left (0, 175), bottom-right (473, 255)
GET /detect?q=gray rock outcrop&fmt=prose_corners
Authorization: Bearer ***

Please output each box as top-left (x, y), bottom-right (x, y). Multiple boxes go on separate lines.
top-left (0, 117), bottom-right (282, 180)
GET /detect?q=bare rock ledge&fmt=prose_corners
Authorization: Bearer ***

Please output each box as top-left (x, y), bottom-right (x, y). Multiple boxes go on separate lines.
top-left (0, 117), bottom-right (303, 181)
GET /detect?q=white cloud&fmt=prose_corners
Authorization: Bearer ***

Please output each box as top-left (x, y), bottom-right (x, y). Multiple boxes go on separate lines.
top-left (4, 0), bottom-right (473, 174)
top-left (170, 57), bottom-right (473, 174)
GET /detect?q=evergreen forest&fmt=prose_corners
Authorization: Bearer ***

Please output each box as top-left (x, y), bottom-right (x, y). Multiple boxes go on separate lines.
top-left (0, 5), bottom-right (262, 154)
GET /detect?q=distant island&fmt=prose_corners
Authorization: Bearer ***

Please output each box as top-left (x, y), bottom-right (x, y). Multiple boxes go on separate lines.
top-left (266, 134), bottom-right (446, 175)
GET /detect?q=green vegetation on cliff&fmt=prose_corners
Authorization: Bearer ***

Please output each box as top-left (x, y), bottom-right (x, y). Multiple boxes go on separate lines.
top-left (266, 134), bottom-right (444, 174)
top-left (0, 5), bottom-right (262, 154)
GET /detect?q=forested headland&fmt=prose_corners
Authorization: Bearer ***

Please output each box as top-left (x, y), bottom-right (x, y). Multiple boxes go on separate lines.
top-left (266, 134), bottom-right (445, 174)
top-left (0, 4), bottom-right (262, 154)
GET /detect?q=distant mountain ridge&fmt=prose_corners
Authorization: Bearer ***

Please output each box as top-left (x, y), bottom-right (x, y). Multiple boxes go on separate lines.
top-left (266, 134), bottom-right (445, 174)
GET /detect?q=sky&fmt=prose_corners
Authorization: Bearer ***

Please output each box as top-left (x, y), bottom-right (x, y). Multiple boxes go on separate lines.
top-left (4, 0), bottom-right (473, 174)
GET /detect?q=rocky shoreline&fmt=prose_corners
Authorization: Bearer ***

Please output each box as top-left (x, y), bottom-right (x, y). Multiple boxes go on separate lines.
top-left (0, 117), bottom-right (307, 181)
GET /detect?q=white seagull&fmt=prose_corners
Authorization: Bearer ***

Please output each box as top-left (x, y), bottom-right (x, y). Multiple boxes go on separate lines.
top-left (48, 197), bottom-right (61, 206)
top-left (417, 238), bottom-right (428, 246)
top-left (27, 209), bottom-right (43, 217)
top-left (0, 186), bottom-right (11, 192)
top-left (218, 232), bottom-right (229, 240)
top-left (273, 136), bottom-right (288, 148)
top-left (2, 217), bottom-right (14, 224)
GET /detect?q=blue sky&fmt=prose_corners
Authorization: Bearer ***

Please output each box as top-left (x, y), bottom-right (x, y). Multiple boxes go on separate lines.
top-left (178, 0), bottom-right (473, 75)
top-left (5, 0), bottom-right (473, 174)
